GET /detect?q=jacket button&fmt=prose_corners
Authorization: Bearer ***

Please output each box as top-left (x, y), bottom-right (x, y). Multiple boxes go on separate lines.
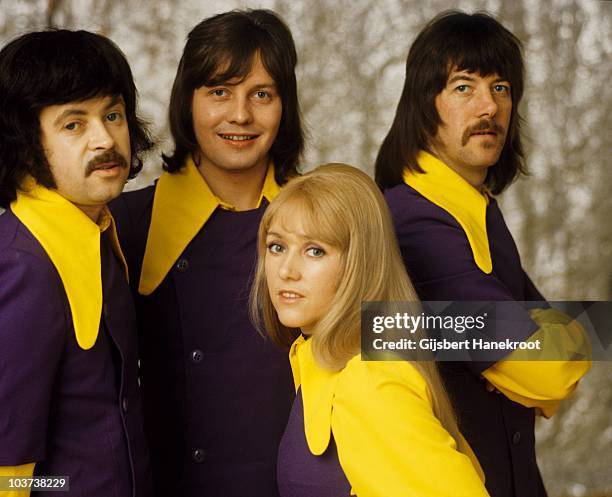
top-left (512, 431), bottom-right (521, 445)
top-left (191, 349), bottom-right (204, 363)
top-left (176, 258), bottom-right (189, 272)
top-left (122, 397), bottom-right (129, 413)
top-left (193, 448), bottom-right (206, 463)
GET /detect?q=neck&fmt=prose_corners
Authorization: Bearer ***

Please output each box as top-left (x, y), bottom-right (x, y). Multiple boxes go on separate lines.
top-left (195, 155), bottom-right (268, 211)
top-left (428, 147), bottom-right (488, 193)
top-left (74, 203), bottom-right (103, 223)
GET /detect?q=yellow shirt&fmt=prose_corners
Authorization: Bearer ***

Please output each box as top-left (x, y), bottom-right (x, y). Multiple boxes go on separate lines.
top-left (290, 336), bottom-right (489, 497)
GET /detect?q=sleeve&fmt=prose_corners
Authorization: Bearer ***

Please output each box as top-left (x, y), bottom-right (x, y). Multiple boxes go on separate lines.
top-left (387, 192), bottom-right (591, 415)
top-left (389, 200), bottom-right (539, 372)
top-left (0, 463), bottom-right (35, 497)
top-left (331, 360), bottom-right (489, 497)
top-left (0, 249), bottom-right (65, 465)
top-left (482, 308), bottom-right (592, 417)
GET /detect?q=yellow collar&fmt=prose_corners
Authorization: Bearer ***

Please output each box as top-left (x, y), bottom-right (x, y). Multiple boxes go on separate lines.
top-left (139, 156), bottom-right (281, 295)
top-left (11, 177), bottom-right (128, 350)
top-left (403, 151), bottom-right (492, 274)
top-left (290, 337), bottom-right (485, 484)
top-left (289, 336), bottom-right (340, 456)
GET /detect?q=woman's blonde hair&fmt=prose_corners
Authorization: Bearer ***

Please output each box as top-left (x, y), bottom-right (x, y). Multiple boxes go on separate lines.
top-left (250, 163), bottom-right (466, 452)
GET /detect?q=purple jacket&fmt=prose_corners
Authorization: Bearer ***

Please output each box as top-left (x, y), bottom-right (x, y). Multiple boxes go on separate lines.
top-left (111, 186), bottom-right (293, 497)
top-left (385, 183), bottom-right (547, 497)
top-left (0, 209), bottom-right (152, 497)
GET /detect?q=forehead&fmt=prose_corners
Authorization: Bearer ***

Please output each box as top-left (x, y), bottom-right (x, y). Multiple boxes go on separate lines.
top-left (209, 52), bottom-right (276, 86)
top-left (444, 55), bottom-right (513, 85)
top-left (40, 94), bottom-right (124, 119)
top-left (268, 205), bottom-right (313, 238)
top-left (445, 66), bottom-right (507, 83)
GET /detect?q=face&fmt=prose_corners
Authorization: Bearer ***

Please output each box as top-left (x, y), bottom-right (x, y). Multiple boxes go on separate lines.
top-left (264, 209), bottom-right (343, 335)
top-left (39, 95), bottom-right (131, 220)
top-left (430, 68), bottom-right (512, 185)
top-left (191, 55), bottom-right (282, 177)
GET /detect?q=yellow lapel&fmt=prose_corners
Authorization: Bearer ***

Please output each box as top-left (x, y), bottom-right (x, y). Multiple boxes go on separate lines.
top-left (139, 156), bottom-right (280, 295)
top-left (404, 151), bottom-right (492, 274)
top-left (290, 336), bottom-right (340, 456)
top-left (11, 177), bottom-right (128, 350)
top-left (259, 164), bottom-right (281, 205)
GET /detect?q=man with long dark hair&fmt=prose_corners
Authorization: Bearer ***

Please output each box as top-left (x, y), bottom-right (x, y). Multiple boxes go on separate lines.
top-left (376, 11), bottom-right (589, 497)
top-left (111, 9), bottom-right (304, 497)
top-left (0, 30), bottom-right (153, 496)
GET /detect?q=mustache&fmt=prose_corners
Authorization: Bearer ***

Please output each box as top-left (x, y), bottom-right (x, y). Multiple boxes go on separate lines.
top-left (85, 150), bottom-right (128, 176)
top-left (461, 119), bottom-right (505, 146)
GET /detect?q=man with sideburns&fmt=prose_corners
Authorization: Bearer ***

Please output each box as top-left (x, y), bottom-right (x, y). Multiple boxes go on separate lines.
top-left (111, 9), bottom-right (304, 497)
top-left (376, 11), bottom-right (590, 497)
top-left (0, 30), bottom-right (153, 496)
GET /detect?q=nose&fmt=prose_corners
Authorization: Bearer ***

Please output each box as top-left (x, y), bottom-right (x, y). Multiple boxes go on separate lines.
top-left (88, 119), bottom-right (115, 150)
top-left (228, 94), bottom-right (253, 125)
top-left (278, 251), bottom-right (301, 281)
top-left (477, 89), bottom-right (498, 119)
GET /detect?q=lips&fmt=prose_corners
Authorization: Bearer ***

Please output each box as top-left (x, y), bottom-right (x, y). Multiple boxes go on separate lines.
top-left (92, 162), bottom-right (120, 170)
top-left (86, 150), bottom-right (128, 176)
top-left (461, 119), bottom-right (505, 146)
top-left (277, 289), bottom-right (305, 303)
top-left (218, 133), bottom-right (259, 141)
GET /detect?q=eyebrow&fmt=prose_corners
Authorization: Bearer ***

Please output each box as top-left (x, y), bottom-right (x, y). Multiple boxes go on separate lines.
top-left (208, 78), bottom-right (277, 89)
top-left (53, 108), bottom-right (87, 127)
top-left (104, 95), bottom-right (122, 109)
top-left (52, 95), bottom-right (123, 127)
top-left (249, 83), bottom-right (276, 91)
top-left (447, 74), bottom-right (477, 85)
top-left (266, 230), bottom-right (314, 240)
top-left (447, 73), bottom-right (510, 85)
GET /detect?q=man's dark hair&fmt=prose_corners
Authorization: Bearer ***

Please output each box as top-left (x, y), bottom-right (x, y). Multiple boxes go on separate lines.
top-left (163, 9), bottom-right (304, 184)
top-left (0, 29), bottom-right (153, 208)
top-left (375, 11), bottom-right (526, 194)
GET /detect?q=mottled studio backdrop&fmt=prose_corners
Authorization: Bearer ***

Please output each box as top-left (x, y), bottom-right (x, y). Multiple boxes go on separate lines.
top-left (1, 0), bottom-right (610, 495)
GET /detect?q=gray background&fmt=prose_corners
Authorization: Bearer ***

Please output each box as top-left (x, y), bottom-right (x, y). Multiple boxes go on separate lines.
top-left (1, 0), bottom-right (610, 495)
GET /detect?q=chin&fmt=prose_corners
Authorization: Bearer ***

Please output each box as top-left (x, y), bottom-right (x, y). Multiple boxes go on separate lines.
top-left (91, 188), bottom-right (124, 205)
top-left (276, 315), bottom-right (304, 330)
top-left (274, 310), bottom-right (309, 331)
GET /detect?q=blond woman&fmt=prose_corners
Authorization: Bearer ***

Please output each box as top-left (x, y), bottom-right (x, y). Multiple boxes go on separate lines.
top-left (250, 164), bottom-right (489, 497)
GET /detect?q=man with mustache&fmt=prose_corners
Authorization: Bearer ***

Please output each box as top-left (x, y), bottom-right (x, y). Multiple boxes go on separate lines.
top-left (376, 11), bottom-right (590, 497)
top-left (110, 9), bottom-right (303, 497)
top-left (0, 30), bottom-right (153, 496)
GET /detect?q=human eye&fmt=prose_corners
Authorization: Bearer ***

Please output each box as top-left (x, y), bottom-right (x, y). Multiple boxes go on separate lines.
top-left (305, 246), bottom-right (326, 257)
top-left (209, 88), bottom-right (227, 98)
top-left (493, 83), bottom-right (511, 94)
top-left (267, 242), bottom-right (284, 254)
top-left (255, 90), bottom-right (270, 99)
top-left (63, 121), bottom-right (81, 131)
top-left (455, 84), bottom-right (470, 93)
top-left (106, 111), bottom-right (123, 122)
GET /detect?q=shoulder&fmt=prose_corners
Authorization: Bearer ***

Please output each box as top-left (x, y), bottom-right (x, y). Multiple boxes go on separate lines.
top-left (0, 211), bottom-right (68, 334)
top-left (335, 356), bottom-right (431, 408)
top-left (109, 183), bottom-right (156, 230)
top-left (384, 183), bottom-right (458, 229)
top-left (109, 184), bottom-right (156, 278)
top-left (0, 210), bottom-right (60, 279)
top-left (383, 183), bottom-right (466, 250)
top-left (384, 185), bottom-right (478, 284)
